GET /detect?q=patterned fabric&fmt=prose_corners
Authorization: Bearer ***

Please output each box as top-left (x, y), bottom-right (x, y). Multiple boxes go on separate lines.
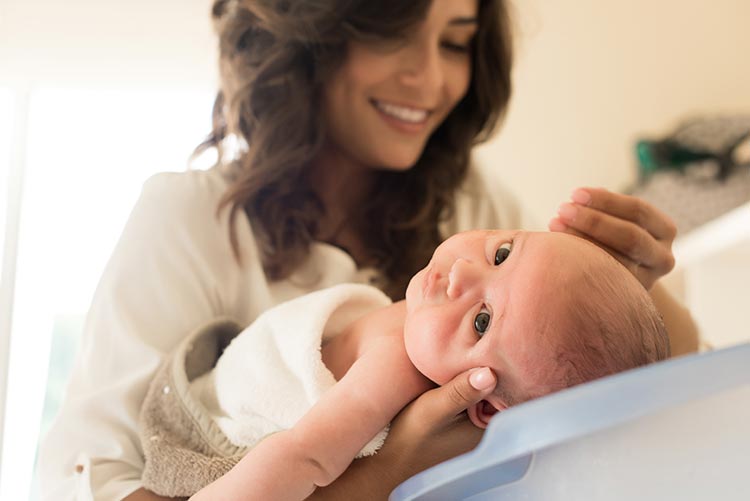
top-left (631, 164), bottom-right (750, 234)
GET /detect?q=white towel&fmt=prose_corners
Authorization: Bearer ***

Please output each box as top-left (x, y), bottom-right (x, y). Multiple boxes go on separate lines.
top-left (195, 283), bottom-right (392, 457)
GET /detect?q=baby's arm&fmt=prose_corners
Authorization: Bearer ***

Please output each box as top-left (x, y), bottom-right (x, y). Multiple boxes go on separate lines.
top-left (190, 334), bottom-right (432, 501)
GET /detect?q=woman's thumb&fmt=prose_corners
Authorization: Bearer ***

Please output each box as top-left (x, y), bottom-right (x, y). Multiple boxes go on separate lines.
top-left (436, 367), bottom-right (496, 418)
top-left (469, 367), bottom-right (496, 391)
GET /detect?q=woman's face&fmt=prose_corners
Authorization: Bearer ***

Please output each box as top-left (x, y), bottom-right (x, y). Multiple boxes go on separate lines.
top-left (322, 0), bottom-right (478, 171)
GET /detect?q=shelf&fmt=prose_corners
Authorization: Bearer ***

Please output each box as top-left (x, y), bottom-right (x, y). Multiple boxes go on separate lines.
top-left (673, 201), bottom-right (750, 268)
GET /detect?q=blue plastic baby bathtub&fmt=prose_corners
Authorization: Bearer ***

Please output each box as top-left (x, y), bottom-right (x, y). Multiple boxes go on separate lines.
top-left (391, 342), bottom-right (750, 501)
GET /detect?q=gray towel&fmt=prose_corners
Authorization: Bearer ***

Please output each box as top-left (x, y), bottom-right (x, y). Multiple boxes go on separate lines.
top-left (139, 318), bottom-right (248, 498)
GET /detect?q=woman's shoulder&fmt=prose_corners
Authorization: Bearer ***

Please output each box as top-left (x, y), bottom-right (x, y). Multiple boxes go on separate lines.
top-left (119, 165), bottom-right (242, 271)
top-left (99, 165), bottom-right (252, 333)
top-left (129, 165), bottom-right (240, 243)
top-left (139, 166), bottom-right (229, 215)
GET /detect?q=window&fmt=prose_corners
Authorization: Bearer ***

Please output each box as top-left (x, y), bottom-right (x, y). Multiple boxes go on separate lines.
top-left (0, 86), bottom-right (214, 501)
top-left (0, 88), bottom-right (17, 501)
top-left (0, 89), bottom-right (12, 261)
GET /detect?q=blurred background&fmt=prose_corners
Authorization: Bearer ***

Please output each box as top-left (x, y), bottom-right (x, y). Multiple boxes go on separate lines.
top-left (1, 0), bottom-right (749, 499)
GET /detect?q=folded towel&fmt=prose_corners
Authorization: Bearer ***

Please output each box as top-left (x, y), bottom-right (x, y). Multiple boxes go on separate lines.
top-left (139, 283), bottom-right (392, 497)
top-left (210, 283), bottom-right (392, 455)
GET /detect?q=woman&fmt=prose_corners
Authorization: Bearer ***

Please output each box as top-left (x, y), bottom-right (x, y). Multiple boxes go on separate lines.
top-left (38, 0), bottom-right (698, 499)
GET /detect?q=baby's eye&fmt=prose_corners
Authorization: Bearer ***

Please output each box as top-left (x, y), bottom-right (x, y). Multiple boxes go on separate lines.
top-left (474, 308), bottom-right (491, 335)
top-left (494, 242), bottom-right (512, 265)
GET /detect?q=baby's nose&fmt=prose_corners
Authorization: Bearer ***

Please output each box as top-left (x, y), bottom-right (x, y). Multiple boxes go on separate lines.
top-left (446, 258), bottom-right (480, 300)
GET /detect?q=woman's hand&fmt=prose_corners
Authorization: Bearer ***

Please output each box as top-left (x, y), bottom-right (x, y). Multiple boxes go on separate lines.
top-left (308, 367), bottom-right (496, 500)
top-left (550, 187), bottom-right (701, 356)
top-left (549, 187), bottom-right (678, 290)
top-left (384, 367), bottom-right (496, 472)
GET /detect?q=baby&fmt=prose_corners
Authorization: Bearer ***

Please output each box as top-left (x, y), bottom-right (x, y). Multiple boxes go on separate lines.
top-left (138, 230), bottom-right (669, 499)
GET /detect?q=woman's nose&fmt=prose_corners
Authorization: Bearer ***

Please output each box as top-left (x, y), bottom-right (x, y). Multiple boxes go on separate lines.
top-left (397, 40), bottom-right (444, 96)
top-left (446, 258), bottom-right (480, 300)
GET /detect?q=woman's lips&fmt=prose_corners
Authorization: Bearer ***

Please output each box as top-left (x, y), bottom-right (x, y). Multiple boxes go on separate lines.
top-left (371, 99), bottom-right (431, 135)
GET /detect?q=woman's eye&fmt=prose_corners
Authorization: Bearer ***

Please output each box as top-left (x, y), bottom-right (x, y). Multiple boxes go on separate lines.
top-left (474, 310), bottom-right (491, 335)
top-left (494, 242), bottom-right (512, 265)
top-left (441, 41), bottom-right (470, 53)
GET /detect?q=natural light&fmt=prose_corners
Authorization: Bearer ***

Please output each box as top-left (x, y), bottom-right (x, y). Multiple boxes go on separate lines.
top-left (0, 86), bottom-right (214, 501)
top-left (0, 90), bottom-right (15, 501)
top-left (0, 89), bottom-right (12, 263)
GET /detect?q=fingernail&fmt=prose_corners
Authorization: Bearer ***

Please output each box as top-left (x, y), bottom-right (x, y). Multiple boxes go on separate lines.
top-left (548, 218), bottom-right (567, 232)
top-left (558, 203), bottom-right (578, 222)
top-left (470, 367), bottom-right (495, 391)
top-left (571, 188), bottom-right (591, 206)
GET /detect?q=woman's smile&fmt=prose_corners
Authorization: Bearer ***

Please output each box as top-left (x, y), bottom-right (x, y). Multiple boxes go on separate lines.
top-left (370, 98), bottom-right (432, 134)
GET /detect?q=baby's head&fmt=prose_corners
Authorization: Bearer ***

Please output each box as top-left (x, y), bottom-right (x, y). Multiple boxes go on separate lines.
top-left (404, 230), bottom-right (669, 428)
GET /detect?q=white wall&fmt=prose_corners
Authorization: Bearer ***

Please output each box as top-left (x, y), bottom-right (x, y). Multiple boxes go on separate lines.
top-left (477, 0), bottom-right (750, 225)
top-left (686, 242), bottom-right (750, 347)
top-left (0, 0), bottom-right (217, 87)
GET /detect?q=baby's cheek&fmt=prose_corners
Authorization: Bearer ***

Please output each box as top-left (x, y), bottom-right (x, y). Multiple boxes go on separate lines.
top-left (404, 315), bottom-right (442, 379)
top-left (422, 321), bottom-right (460, 383)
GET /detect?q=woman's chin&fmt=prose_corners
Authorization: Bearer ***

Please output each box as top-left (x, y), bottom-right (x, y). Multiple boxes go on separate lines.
top-left (378, 158), bottom-right (419, 172)
top-left (372, 144), bottom-right (427, 172)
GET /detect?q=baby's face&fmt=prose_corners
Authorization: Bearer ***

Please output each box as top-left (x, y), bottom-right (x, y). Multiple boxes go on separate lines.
top-left (404, 230), bottom-right (611, 394)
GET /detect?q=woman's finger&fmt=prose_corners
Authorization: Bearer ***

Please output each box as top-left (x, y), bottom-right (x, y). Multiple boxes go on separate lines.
top-left (548, 221), bottom-right (637, 270)
top-left (380, 370), bottom-right (491, 485)
top-left (548, 219), bottom-right (664, 289)
top-left (414, 367), bottom-right (496, 428)
top-left (555, 203), bottom-right (673, 271)
top-left (571, 188), bottom-right (677, 241)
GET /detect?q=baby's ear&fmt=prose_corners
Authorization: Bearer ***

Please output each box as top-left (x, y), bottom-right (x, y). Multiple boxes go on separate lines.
top-left (468, 397), bottom-right (507, 429)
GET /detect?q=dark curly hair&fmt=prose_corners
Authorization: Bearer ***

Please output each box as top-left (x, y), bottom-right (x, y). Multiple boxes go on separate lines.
top-left (199, 0), bottom-right (513, 299)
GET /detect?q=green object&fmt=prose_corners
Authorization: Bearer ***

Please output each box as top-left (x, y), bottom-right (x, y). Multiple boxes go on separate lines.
top-left (636, 140), bottom-right (717, 179)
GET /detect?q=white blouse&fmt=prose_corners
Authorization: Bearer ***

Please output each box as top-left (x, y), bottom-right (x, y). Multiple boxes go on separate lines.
top-left (37, 163), bottom-right (523, 501)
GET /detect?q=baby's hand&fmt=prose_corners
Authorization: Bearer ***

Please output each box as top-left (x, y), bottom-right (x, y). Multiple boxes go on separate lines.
top-left (549, 188), bottom-right (677, 290)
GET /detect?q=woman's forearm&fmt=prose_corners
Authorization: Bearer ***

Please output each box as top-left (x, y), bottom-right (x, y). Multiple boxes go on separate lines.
top-left (650, 281), bottom-right (700, 356)
top-left (306, 454), bottom-right (397, 501)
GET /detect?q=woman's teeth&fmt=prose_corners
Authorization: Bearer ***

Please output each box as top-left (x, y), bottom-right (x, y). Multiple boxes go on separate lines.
top-left (374, 100), bottom-right (429, 124)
